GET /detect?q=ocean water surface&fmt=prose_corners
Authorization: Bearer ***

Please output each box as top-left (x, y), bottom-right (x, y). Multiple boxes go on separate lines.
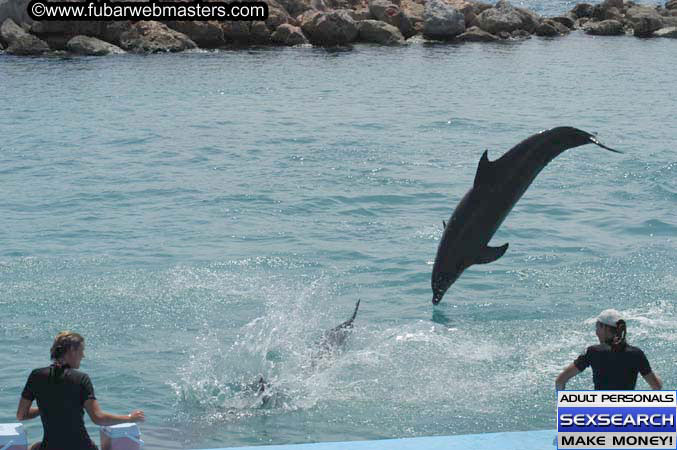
top-left (1, 27), bottom-right (676, 449)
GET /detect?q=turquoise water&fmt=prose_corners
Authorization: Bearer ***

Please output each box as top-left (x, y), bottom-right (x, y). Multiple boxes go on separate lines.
top-left (1, 31), bottom-right (676, 449)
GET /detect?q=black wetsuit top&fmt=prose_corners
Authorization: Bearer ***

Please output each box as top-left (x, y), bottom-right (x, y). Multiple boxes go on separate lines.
top-left (574, 344), bottom-right (652, 390)
top-left (21, 365), bottom-right (98, 450)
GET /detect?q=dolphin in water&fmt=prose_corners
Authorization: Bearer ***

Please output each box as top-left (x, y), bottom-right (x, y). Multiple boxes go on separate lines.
top-left (431, 127), bottom-right (620, 305)
top-left (318, 299), bottom-right (361, 352)
top-left (255, 300), bottom-right (361, 406)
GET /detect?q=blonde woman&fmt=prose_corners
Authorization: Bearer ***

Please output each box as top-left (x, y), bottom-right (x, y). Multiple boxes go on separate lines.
top-left (16, 331), bottom-right (145, 450)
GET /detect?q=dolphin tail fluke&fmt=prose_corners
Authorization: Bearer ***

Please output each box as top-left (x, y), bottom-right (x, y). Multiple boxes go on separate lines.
top-left (587, 134), bottom-right (622, 154)
top-left (474, 243), bottom-right (509, 264)
top-left (552, 127), bottom-right (622, 155)
top-left (499, 127), bottom-right (622, 167)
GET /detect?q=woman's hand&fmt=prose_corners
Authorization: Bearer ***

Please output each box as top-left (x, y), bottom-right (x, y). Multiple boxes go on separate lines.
top-left (128, 410), bottom-right (145, 422)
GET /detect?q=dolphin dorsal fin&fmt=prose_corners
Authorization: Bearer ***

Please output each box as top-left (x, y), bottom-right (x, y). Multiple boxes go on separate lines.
top-left (349, 299), bottom-right (360, 322)
top-left (473, 150), bottom-right (494, 188)
top-left (474, 243), bottom-right (509, 264)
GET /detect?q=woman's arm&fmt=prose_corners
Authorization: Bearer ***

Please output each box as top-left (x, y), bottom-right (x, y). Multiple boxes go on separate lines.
top-left (84, 399), bottom-right (145, 426)
top-left (16, 397), bottom-right (40, 420)
top-left (555, 363), bottom-right (581, 391)
top-left (642, 372), bottom-right (663, 390)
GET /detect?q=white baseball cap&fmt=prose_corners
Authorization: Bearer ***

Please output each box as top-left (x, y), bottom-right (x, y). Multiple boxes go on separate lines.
top-left (597, 309), bottom-right (623, 327)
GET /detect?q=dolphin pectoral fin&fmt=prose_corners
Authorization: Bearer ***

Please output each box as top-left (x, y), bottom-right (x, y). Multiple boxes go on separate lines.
top-left (474, 243), bottom-right (509, 264)
top-left (442, 220), bottom-right (446, 228)
top-left (473, 150), bottom-right (495, 188)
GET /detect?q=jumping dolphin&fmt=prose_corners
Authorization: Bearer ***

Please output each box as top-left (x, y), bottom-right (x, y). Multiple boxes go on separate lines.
top-left (431, 127), bottom-right (620, 305)
top-left (318, 299), bottom-right (361, 352)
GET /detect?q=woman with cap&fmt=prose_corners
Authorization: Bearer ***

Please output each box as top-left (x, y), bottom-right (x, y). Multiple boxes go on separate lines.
top-left (16, 331), bottom-right (145, 450)
top-left (555, 309), bottom-right (662, 391)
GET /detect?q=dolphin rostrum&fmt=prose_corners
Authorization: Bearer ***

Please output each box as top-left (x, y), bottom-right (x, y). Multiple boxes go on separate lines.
top-left (431, 127), bottom-right (620, 305)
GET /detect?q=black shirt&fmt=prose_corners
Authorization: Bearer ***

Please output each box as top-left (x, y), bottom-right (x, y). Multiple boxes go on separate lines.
top-left (21, 365), bottom-right (98, 450)
top-left (574, 344), bottom-right (652, 390)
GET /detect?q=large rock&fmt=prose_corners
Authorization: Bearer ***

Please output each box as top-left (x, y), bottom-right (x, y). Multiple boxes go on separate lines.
top-left (625, 6), bottom-right (664, 36)
top-left (357, 19), bottom-right (405, 44)
top-left (297, 9), bottom-right (320, 25)
top-left (653, 25), bottom-right (677, 36)
top-left (24, 0), bottom-right (108, 49)
top-left (401, 1), bottom-right (424, 20)
top-left (301, 10), bottom-right (358, 45)
top-left (584, 19), bottom-right (625, 35)
top-left (165, 21), bottom-right (225, 48)
top-left (29, 21), bottom-right (105, 45)
top-left (456, 25), bottom-right (499, 41)
top-left (119, 21), bottom-right (197, 53)
top-left (2, 17), bottom-right (49, 54)
top-left (221, 21), bottom-right (254, 44)
top-left (368, 0), bottom-right (394, 18)
top-left (477, 0), bottom-right (527, 34)
top-left (396, 10), bottom-right (416, 37)
top-left (571, 3), bottom-right (594, 18)
top-left (66, 35), bottom-right (124, 55)
top-left (6, 32), bottom-right (49, 54)
top-left (400, 0), bottom-right (424, 32)
top-left (271, 23), bottom-right (309, 44)
top-left (550, 15), bottom-right (576, 29)
top-left (592, 4), bottom-right (623, 21)
top-left (535, 19), bottom-right (569, 36)
top-left (535, 21), bottom-right (558, 36)
top-left (368, 0), bottom-right (415, 38)
top-left (423, 0), bottom-right (465, 40)
top-left (444, 0), bottom-right (479, 27)
top-left (632, 16), bottom-right (664, 36)
top-left (266, 0), bottom-right (295, 30)
top-left (576, 17), bottom-right (591, 28)
top-left (514, 7), bottom-right (542, 32)
top-left (250, 21), bottom-right (274, 43)
top-left (102, 21), bottom-right (134, 46)
top-left (667, 0), bottom-right (677, 10)
top-left (1, 17), bottom-right (24, 44)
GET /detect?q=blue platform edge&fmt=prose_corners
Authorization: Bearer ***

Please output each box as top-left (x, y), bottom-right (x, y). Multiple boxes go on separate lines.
top-left (195, 429), bottom-right (557, 450)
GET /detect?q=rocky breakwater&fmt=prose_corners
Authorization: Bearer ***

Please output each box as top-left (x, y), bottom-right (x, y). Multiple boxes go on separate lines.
top-left (1, 0), bottom-right (676, 56)
top-left (574, 0), bottom-right (677, 37)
